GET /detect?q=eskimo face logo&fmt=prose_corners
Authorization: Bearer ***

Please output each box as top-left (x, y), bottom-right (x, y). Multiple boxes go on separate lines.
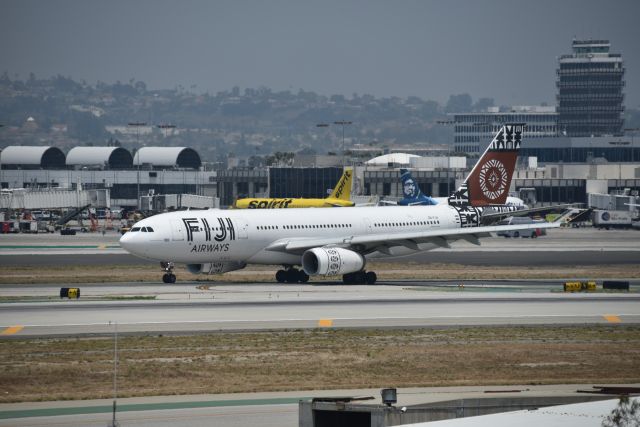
top-left (478, 159), bottom-right (508, 200)
top-left (403, 178), bottom-right (418, 198)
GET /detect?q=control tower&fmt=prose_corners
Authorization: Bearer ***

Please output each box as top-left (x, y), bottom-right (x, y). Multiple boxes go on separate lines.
top-left (557, 39), bottom-right (625, 137)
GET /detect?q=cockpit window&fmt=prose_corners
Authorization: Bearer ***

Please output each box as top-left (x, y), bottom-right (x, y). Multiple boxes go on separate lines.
top-left (130, 227), bottom-right (141, 232)
top-left (146, 227), bottom-right (154, 232)
top-left (141, 227), bottom-right (148, 232)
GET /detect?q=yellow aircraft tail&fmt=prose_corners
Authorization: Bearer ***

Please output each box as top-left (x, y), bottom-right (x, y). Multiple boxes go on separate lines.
top-left (328, 168), bottom-right (353, 201)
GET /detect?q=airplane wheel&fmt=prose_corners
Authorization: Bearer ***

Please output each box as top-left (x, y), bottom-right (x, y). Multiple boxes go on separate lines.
top-left (162, 274), bottom-right (170, 284)
top-left (353, 271), bottom-right (366, 284)
top-left (276, 270), bottom-right (287, 283)
top-left (365, 271), bottom-right (377, 285)
top-left (298, 271), bottom-right (310, 283)
top-left (342, 273), bottom-right (354, 284)
top-left (169, 274), bottom-right (176, 283)
top-left (513, 231), bottom-right (520, 238)
top-left (286, 269), bottom-right (299, 283)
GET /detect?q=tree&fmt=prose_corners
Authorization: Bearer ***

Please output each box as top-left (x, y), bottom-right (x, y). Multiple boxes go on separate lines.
top-left (602, 396), bottom-right (640, 427)
top-left (265, 151), bottom-right (294, 166)
top-left (445, 93), bottom-right (473, 113)
top-left (297, 147), bottom-right (317, 155)
top-left (473, 97), bottom-right (494, 112)
top-left (68, 111), bottom-right (107, 141)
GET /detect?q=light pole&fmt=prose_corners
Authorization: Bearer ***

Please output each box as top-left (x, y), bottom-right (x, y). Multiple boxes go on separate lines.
top-left (109, 321), bottom-right (119, 427)
top-left (334, 120), bottom-right (352, 167)
top-left (624, 128), bottom-right (640, 162)
top-left (0, 125), bottom-right (4, 190)
top-left (128, 122), bottom-right (147, 210)
top-left (157, 123), bottom-right (176, 138)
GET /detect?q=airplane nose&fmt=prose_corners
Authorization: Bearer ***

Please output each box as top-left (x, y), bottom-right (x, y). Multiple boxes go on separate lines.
top-left (119, 231), bottom-right (145, 256)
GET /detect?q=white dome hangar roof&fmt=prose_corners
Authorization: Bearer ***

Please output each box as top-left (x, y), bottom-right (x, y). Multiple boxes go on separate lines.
top-left (366, 153), bottom-right (420, 166)
top-left (66, 147), bottom-right (133, 168)
top-left (134, 147), bottom-right (201, 169)
top-left (0, 146), bottom-right (66, 168)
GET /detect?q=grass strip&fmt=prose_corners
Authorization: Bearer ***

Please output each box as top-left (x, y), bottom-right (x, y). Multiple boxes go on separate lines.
top-left (1, 262), bottom-right (639, 284)
top-left (1, 325), bottom-right (638, 403)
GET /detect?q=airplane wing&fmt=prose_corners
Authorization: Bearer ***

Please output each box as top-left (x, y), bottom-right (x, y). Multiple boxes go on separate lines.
top-left (265, 221), bottom-right (560, 255)
top-left (326, 201), bottom-right (356, 207)
top-left (480, 204), bottom-right (574, 224)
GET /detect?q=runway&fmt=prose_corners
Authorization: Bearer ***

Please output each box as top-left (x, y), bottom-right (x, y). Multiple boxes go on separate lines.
top-left (1, 282), bottom-right (638, 337)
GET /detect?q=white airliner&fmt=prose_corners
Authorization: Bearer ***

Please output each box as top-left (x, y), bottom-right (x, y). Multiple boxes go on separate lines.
top-left (120, 124), bottom-right (559, 284)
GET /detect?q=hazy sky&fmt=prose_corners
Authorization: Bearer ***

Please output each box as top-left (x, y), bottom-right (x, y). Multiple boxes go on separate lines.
top-left (2, 0), bottom-right (639, 107)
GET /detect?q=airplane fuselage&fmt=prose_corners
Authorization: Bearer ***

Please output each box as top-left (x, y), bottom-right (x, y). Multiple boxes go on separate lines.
top-left (121, 205), bottom-right (462, 266)
top-left (234, 198), bottom-right (354, 209)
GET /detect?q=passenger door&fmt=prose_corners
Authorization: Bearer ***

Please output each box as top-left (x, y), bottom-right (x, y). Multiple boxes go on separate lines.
top-left (171, 220), bottom-right (185, 241)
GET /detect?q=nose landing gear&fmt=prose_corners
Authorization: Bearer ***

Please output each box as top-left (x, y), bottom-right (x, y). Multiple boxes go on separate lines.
top-left (161, 261), bottom-right (176, 284)
top-left (275, 267), bottom-right (309, 284)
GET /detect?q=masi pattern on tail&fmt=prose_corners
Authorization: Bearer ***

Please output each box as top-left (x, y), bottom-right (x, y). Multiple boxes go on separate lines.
top-left (447, 124), bottom-right (524, 228)
top-left (448, 124), bottom-right (524, 208)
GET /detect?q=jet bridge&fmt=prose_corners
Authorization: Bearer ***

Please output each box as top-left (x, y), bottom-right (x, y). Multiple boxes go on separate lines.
top-left (0, 188), bottom-right (110, 210)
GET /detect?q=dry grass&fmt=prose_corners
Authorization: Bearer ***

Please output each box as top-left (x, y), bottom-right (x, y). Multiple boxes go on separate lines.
top-left (1, 325), bottom-right (639, 403)
top-left (1, 262), bottom-right (639, 284)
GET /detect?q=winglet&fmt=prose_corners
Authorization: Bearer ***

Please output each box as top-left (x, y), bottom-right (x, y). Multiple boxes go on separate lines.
top-left (449, 123), bottom-right (524, 207)
top-left (328, 167), bottom-right (353, 201)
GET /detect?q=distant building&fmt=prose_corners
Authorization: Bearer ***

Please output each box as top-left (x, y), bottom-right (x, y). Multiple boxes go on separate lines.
top-left (453, 106), bottom-right (558, 154)
top-left (557, 39), bottom-right (625, 137)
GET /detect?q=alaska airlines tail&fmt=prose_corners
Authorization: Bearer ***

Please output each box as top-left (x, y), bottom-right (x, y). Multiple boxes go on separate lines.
top-left (398, 169), bottom-right (438, 206)
top-left (448, 123), bottom-right (524, 207)
top-left (327, 167), bottom-right (353, 201)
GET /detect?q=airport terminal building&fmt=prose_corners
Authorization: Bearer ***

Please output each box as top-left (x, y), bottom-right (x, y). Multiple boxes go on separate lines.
top-left (0, 146), bottom-right (216, 209)
top-left (2, 142), bottom-right (640, 210)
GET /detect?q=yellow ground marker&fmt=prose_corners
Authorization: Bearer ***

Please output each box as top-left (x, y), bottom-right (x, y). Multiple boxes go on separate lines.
top-left (98, 244), bottom-right (107, 249)
top-left (318, 319), bottom-right (333, 327)
top-left (1, 325), bottom-right (24, 335)
top-left (603, 315), bottom-right (621, 323)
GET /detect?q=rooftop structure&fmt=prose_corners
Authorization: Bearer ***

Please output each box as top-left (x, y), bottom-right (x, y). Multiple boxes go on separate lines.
top-left (133, 147), bottom-right (201, 169)
top-left (0, 146), bottom-right (66, 170)
top-left (66, 147), bottom-right (133, 169)
top-left (366, 153), bottom-right (420, 166)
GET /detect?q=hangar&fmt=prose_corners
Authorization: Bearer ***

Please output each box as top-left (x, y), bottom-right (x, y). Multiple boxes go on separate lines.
top-left (133, 147), bottom-right (201, 169)
top-left (65, 147), bottom-right (133, 169)
top-left (0, 146), bottom-right (66, 169)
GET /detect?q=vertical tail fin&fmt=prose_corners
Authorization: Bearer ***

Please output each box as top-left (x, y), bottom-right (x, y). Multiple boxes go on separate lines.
top-left (328, 167), bottom-right (353, 201)
top-left (398, 169), bottom-right (438, 206)
top-left (448, 124), bottom-right (524, 207)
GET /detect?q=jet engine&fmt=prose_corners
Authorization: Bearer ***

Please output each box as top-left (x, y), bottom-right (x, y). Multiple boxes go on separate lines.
top-left (186, 261), bottom-right (246, 275)
top-left (302, 247), bottom-right (365, 276)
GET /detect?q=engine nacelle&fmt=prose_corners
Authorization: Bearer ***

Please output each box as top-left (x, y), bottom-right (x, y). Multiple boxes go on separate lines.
top-left (186, 261), bottom-right (246, 275)
top-left (302, 247), bottom-right (365, 276)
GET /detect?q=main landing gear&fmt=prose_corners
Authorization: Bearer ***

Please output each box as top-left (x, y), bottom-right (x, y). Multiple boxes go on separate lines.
top-left (276, 267), bottom-right (309, 284)
top-left (343, 270), bottom-right (377, 285)
top-left (161, 261), bottom-right (176, 284)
